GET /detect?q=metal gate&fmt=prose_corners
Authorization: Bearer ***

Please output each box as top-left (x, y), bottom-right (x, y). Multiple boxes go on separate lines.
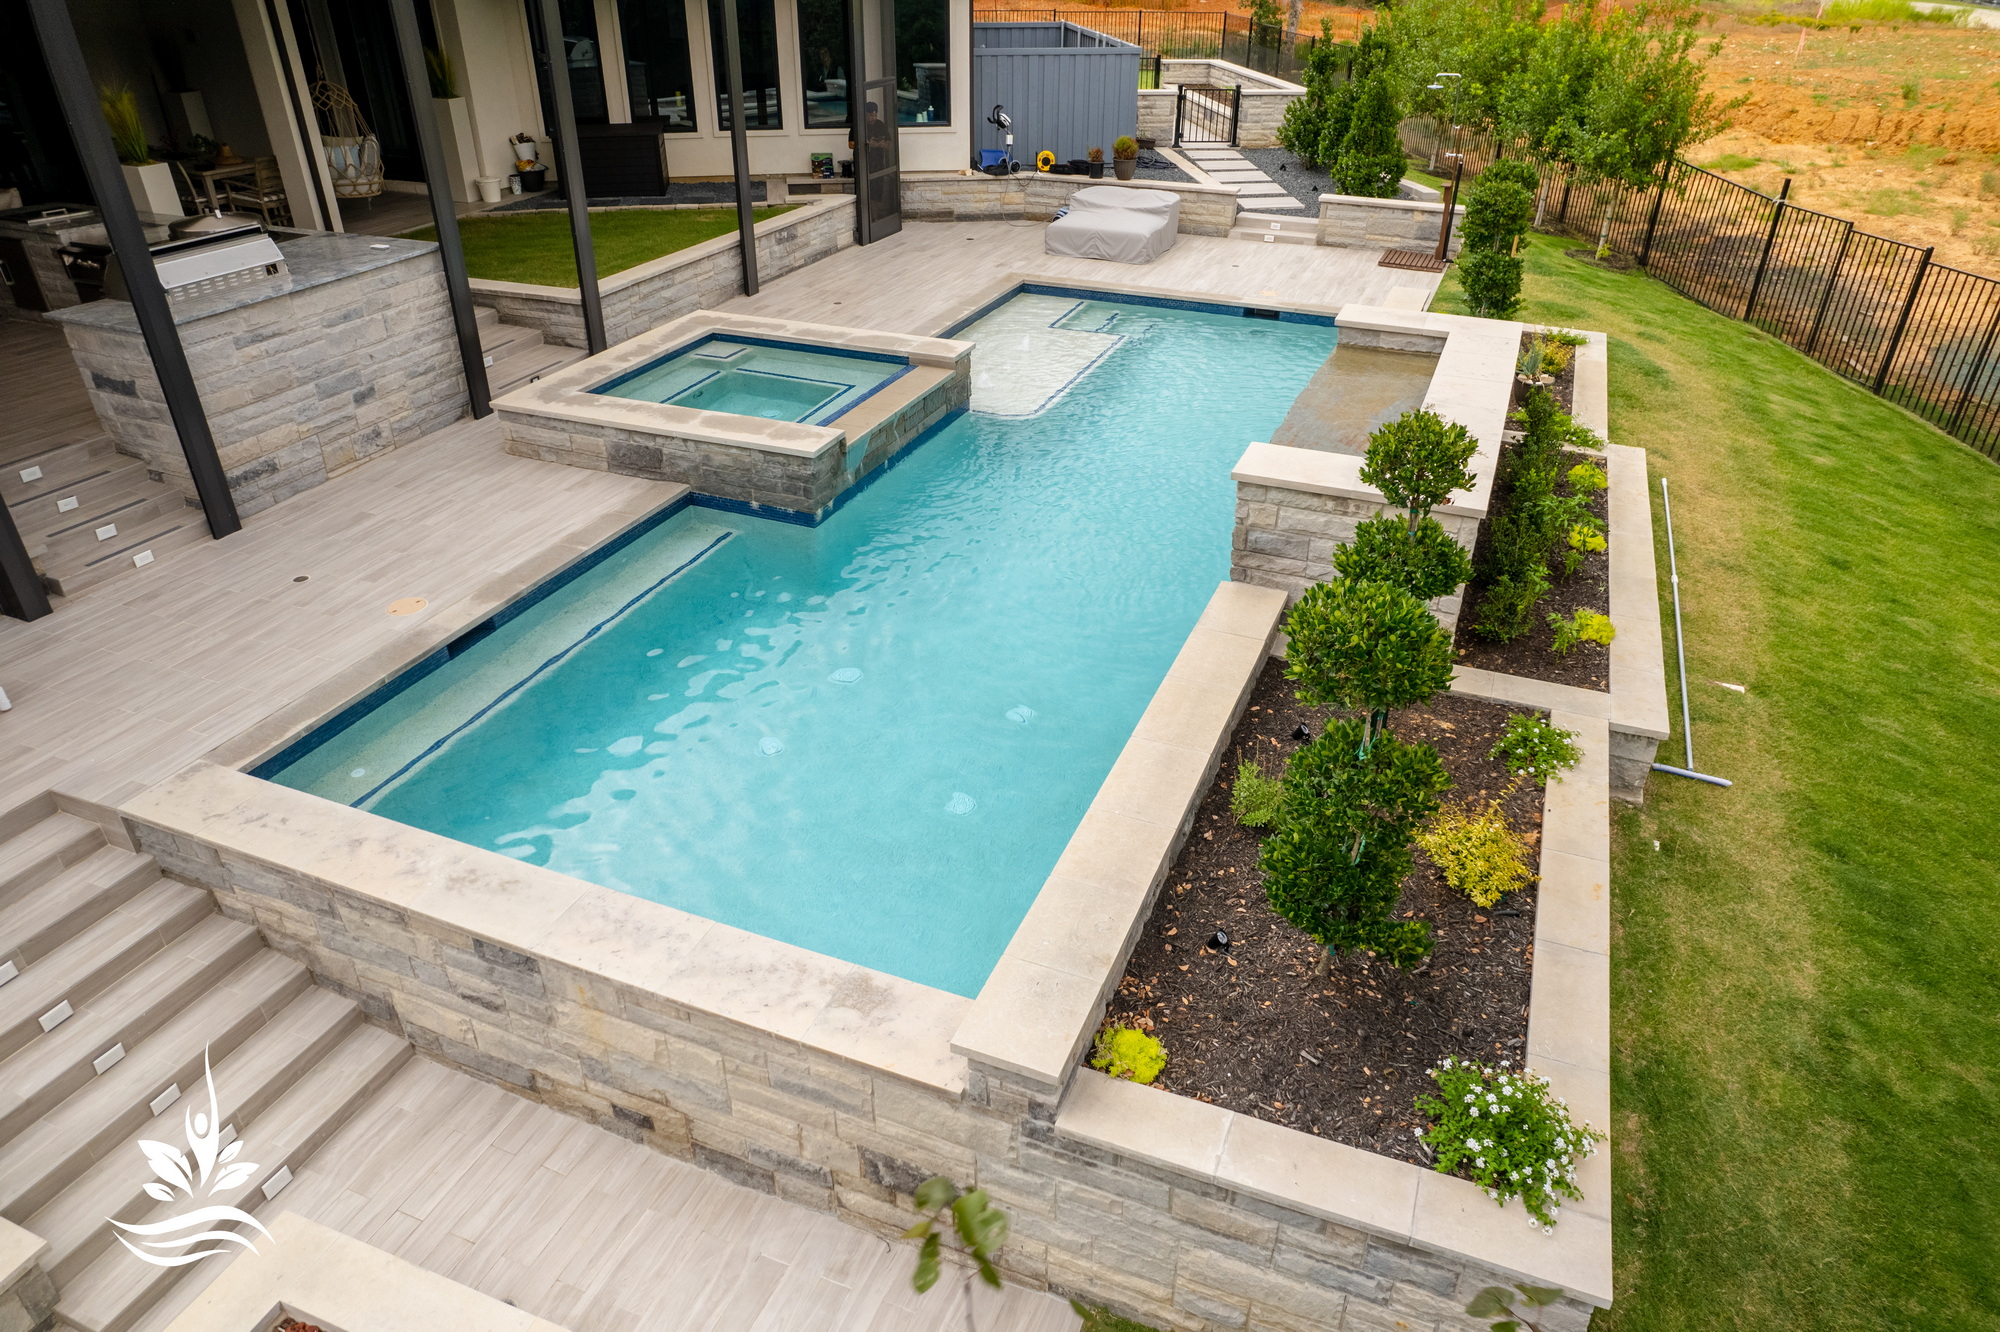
top-left (1172, 83), bottom-right (1239, 146)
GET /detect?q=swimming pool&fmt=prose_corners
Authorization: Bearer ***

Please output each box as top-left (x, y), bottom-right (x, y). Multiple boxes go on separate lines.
top-left (264, 291), bottom-right (1336, 996)
top-left (595, 335), bottom-right (911, 425)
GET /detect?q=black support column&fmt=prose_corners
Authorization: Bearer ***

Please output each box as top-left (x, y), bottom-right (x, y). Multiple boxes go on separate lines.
top-left (387, 0), bottom-right (493, 414)
top-left (25, 0), bottom-right (242, 540)
top-left (0, 508), bottom-right (50, 621)
top-left (720, 0), bottom-right (759, 296)
top-left (533, 0), bottom-right (608, 354)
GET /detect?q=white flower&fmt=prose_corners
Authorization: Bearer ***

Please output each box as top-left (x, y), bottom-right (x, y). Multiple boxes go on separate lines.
top-left (1470, 1107), bottom-right (1480, 1117)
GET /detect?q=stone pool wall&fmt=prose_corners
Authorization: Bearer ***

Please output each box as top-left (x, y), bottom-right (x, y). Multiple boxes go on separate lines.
top-left (472, 197), bottom-right (856, 350)
top-left (1316, 195), bottom-right (1465, 256)
top-left (900, 172), bottom-right (1241, 237)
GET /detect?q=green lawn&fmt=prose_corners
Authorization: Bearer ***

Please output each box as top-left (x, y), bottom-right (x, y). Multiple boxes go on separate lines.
top-left (403, 206), bottom-right (795, 286)
top-left (1435, 238), bottom-right (2000, 1330)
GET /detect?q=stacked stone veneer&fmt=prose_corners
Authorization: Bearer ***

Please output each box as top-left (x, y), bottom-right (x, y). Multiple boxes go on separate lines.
top-left (51, 251), bottom-right (465, 517)
top-left (124, 758), bottom-right (1595, 1332)
top-left (473, 198), bottom-right (857, 350)
top-left (500, 361), bottom-right (969, 515)
top-left (1317, 196), bottom-right (1465, 256)
top-left (1136, 59), bottom-right (1305, 148)
top-left (0, 1218), bottom-right (56, 1332)
top-left (900, 173), bottom-right (1240, 237)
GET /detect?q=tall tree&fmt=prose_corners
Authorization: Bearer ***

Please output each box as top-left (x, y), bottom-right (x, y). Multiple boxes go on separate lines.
top-left (1333, 70), bottom-right (1407, 198)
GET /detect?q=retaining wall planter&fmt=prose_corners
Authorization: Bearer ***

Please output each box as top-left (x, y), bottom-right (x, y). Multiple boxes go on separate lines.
top-left (900, 171), bottom-right (1241, 237)
top-left (471, 197), bottom-right (856, 350)
top-left (1317, 195), bottom-right (1465, 256)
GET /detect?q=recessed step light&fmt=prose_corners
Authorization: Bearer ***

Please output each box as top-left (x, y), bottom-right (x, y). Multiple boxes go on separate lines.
top-left (0, 961), bottom-right (16, 986)
top-left (150, 1083), bottom-right (182, 1115)
top-left (39, 1000), bottom-right (72, 1032)
top-left (95, 523), bottom-right (118, 541)
top-left (93, 1043), bottom-right (126, 1075)
top-left (56, 496), bottom-right (78, 512)
top-left (133, 551), bottom-right (154, 568)
top-left (261, 1165), bottom-right (294, 1199)
top-left (19, 466), bottom-right (42, 482)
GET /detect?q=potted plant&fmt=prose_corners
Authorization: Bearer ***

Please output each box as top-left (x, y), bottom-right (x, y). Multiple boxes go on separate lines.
top-left (1112, 136), bottom-right (1138, 180)
top-left (1086, 146), bottom-right (1106, 179)
top-left (99, 86), bottom-right (182, 218)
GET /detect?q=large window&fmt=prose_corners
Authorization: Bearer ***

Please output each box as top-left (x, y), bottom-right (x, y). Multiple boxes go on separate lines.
top-left (708, 0), bottom-right (782, 129)
top-left (795, 0), bottom-right (849, 130)
top-left (553, 0), bottom-right (610, 123)
top-left (895, 0), bottom-right (948, 126)
top-left (619, 0), bottom-right (697, 130)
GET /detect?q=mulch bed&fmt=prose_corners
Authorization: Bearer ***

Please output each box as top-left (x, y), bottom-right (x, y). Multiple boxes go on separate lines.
top-left (1453, 439), bottom-right (1612, 692)
top-left (1509, 329), bottom-right (1578, 414)
top-left (1098, 659), bottom-right (1543, 1167)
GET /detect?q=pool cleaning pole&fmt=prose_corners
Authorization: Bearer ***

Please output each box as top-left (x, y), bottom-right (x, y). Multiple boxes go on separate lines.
top-left (1651, 477), bottom-right (1733, 788)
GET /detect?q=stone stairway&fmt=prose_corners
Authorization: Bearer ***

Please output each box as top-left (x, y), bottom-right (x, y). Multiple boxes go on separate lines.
top-left (1228, 211), bottom-right (1317, 246)
top-left (1, 439), bottom-right (210, 600)
top-left (0, 793), bottom-right (411, 1332)
top-left (477, 305), bottom-right (585, 397)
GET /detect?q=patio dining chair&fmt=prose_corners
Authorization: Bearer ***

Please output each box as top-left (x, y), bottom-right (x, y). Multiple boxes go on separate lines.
top-left (223, 157), bottom-right (293, 228)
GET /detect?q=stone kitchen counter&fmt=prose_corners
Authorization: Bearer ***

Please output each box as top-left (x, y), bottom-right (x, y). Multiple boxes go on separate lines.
top-left (44, 230), bottom-right (469, 516)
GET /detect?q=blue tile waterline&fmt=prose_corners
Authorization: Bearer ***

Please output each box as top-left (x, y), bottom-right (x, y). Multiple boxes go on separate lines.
top-left (262, 293), bottom-right (1339, 997)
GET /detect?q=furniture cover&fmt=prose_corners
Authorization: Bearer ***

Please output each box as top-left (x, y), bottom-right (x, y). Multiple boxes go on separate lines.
top-left (1044, 185), bottom-right (1179, 264)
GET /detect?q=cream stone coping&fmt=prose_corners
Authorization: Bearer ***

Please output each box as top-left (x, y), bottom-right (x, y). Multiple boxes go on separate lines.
top-left (1229, 304), bottom-right (1523, 523)
top-left (0, 1216), bottom-right (48, 1293)
top-left (921, 271), bottom-right (1344, 345)
top-left (901, 170), bottom-right (1244, 203)
top-left (491, 310), bottom-right (973, 461)
top-left (1447, 443), bottom-right (1670, 745)
top-left (1315, 194), bottom-right (1466, 217)
top-left (161, 1212), bottom-right (569, 1332)
top-left (1567, 329), bottom-right (1611, 439)
top-left (1052, 711), bottom-right (1616, 1309)
top-left (950, 582), bottom-right (1287, 1092)
top-left (123, 761), bottom-right (974, 1094)
top-left (466, 195), bottom-right (852, 303)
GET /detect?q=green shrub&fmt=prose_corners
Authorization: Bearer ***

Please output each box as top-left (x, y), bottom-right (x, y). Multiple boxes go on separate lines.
top-left (1560, 522), bottom-right (1606, 578)
top-left (1277, 20), bottom-right (1358, 169)
top-left (1479, 157), bottom-right (1540, 198)
top-left (1457, 249), bottom-right (1524, 319)
top-left (1282, 579), bottom-right (1455, 742)
top-left (1566, 462), bottom-right (1607, 493)
top-left (1332, 71), bottom-right (1407, 198)
top-left (1261, 720), bottom-right (1449, 967)
top-left (1361, 410), bottom-right (1480, 522)
top-left (1229, 757), bottom-right (1286, 827)
top-left (1091, 1026), bottom-right (1167, 1084)
top-left (1332, 513), bottom-right (1473, 602)
top-left (1418, 797), bottom-right (1535, 907)
top-left (1548, 609), bottom-right (1616, 656)
top-left (1416, 1057), bottom-right (1603, 1229)
top-left (97, 85), bottom-right (152, 166)
top-left (1472, 567), bottom-right (1550, 642)
top-left (906, 1177), bottom-right (1008, 1294)
top-left (1461, 178), bottom-right (1535, 254)
top-left (1465, 1284), bottom-right (1569, 1331)
top-left (1113, 136), bottom-right (1138, 159)
top-left (1490, 713), bottom-right (1582, 784)
top-left (1070, 1303), bottom-right (1164, 1332)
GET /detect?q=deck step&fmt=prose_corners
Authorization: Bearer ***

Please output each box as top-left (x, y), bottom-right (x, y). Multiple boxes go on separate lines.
top-left (491, 341), bottom-right (585, 397)
top-left (30, 985), bottom-right (363, 1287)
top-left (0, 845), bottom-right (159, 974)
top-left (2, 436), bottom-right (119, 501)
top-left (475, 303), bottom-right (501, 331)
top-left (54, 1023), bottom-right (412, 1332)
top-left (0, 879), bottom-right (214, 1063)
top-left (0, 813), bottom-right (103, 911)
top-left (5, 457), bottom-right (151, 540)
top-left (0, 948), bottom-right (306, 1221)
top-left (0, 915), bottom-right (261, 1150)
top-left (41, 489), bottom-right (190, 564)
top-left (478, 320), bottom-right (543, 361)
top-left (42, 515), bottom-right (211, 599)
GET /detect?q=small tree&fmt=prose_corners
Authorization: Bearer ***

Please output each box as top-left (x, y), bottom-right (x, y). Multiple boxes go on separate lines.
top-left (1460, 175), bottom-right (1535, 255)
top-left (1278, 22), bottom-right (1357, 169)
top-left (1283, 576), bottom-right (1455, 751)
top-left (1262, 718), bottom-right (1448, 971)
top-left (1457, 249), bottom-right (1526, 319)
top-left (1333, 513), bottom-right (1472, 603)
top-left (1360, 409), bottom-right (1480, 532)
top-left (1333, 70), bottom-right (1406, 198)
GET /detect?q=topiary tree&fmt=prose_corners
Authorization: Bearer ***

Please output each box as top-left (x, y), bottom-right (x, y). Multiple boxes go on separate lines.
top-left (1282, 577), bottom-right (1455, 749)
top-left (1360, 409), bottom-right (1480, 531)
top-left (1457, 249), bottom-right (1525, 319)
top-left (1333, 512), bottom-right (1472, 603)
top-left (1262, 718), bottom-right (1449, 971)
top-left (1460, 175), bottom-right (1535, 255)
top-left (1332, 70), bottom-right (1406, 198)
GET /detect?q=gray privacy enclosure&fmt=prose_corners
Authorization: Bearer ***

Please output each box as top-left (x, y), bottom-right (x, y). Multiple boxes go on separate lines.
top-left (972, 22), bottom-right (1141, 167)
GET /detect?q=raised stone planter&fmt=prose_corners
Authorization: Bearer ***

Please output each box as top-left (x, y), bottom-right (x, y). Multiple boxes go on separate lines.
top-left (493, 309), bottom-right (970, 519)
top-left (1318, 194), bottom-right (1465, 256)
top-left (900, 172), bottom-right (1240, 237)
top-left (471, 197), bottom-right (857, 350)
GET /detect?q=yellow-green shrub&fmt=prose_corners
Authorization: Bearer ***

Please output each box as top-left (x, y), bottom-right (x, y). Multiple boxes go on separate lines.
top-left (1090, 1026), bottom-right (1166, 1084)
top-left (1418, 798), bottom-right (1535, 908)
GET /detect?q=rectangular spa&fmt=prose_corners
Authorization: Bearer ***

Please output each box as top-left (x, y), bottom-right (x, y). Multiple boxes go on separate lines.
top-left (595, 336), bottom-right (913, 425)
top-left (268, 291), bottom-right (1340, 996)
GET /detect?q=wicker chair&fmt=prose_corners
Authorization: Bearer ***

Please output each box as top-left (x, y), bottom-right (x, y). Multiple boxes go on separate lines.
top-left (222, 158), bottom-right (292, 227)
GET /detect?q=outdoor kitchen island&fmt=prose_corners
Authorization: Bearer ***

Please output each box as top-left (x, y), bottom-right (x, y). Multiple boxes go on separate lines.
top-left (46, 230), bottom-right (470, 517)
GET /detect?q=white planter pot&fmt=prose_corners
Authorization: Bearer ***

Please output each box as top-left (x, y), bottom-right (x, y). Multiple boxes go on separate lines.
top-left (121, 162), bottom-right (184, 219)
top-left (433, 97), bottom-right (481, 204)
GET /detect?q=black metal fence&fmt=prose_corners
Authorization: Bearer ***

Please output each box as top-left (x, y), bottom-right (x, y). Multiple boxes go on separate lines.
top-left (1533, 159), bottom-right (2000, 460)
top-left (973, 9), bottom-right (1320, 80)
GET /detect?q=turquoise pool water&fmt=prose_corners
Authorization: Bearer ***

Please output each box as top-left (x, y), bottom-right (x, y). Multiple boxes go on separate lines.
top-left (596, 336), bottom-right (910, 424)
top-left (266, 293), bottom-right (1336, 996)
